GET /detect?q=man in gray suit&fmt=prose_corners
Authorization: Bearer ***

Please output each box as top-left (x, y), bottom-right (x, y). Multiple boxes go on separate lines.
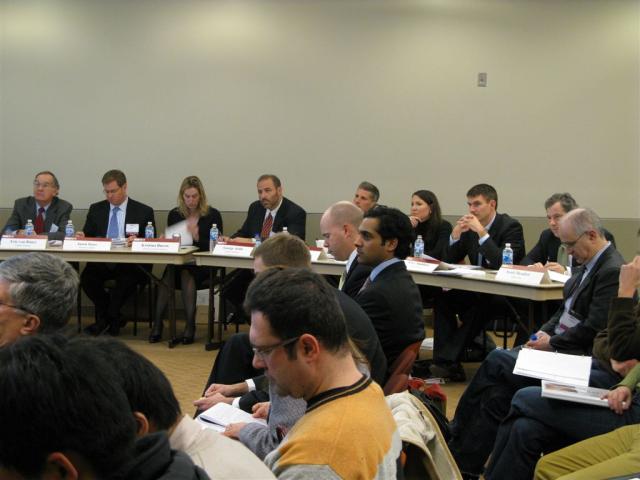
top-left (2, 171), bottom-right (73, 239)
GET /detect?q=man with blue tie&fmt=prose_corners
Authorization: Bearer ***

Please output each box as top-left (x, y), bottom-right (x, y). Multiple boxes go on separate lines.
top-left (79, 170), bottom-right (155, 336)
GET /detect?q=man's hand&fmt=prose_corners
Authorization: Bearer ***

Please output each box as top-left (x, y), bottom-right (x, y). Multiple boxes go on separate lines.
top-left (75, 231), bottom-right (85, 239)
top-left (525, 331), bottom-right (552, 351)
top-left (223, 422), bottom-right (247, 439)
top-left (544, 262), bottom-right (566, 274)
top-left (204, 382), bottom-right (248, 398)
top-left (611, 359), bottom-right (639, 377)
top-left (193, 392), bottom-right (233, 411)
top-left (252, 401), bottom-right (270, 420)
top-left (618, 256), bottom-right (640, 298)
top-left (603, 386), bottom-right (632, 415)
top-left (461, 214), bottom-right (486, 236)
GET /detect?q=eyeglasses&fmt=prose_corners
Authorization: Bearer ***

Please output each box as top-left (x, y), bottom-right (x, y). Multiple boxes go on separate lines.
top-left (251, 336), bottom-right (300, 360)
top-left (33, 181), bottom-right (55, 189)
top-left (561, 232), bottom-right (587, 249)
top-left (0, 300), bottom-right (33, 315)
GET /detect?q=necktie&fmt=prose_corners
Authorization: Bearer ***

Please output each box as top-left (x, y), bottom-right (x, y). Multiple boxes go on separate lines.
top-left (261, 213), bottom-right (273, 240)
top-left (34, 207), bottom-right (45, 234)
top-left (338, 270), bottom-right (347, 290)
top-left (107, 206), bottom-right (120, 239)
top-left (358, 276), bottom-right (372, 295)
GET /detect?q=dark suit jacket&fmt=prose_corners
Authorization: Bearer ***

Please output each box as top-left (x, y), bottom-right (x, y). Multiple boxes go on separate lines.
top-left (3, 196), bottom-right (73, 239)
top-left (414, 219), bottom-right (453, 260)
top-left (341, 256), bottom-right (372, 299)
top-left (232, 197), bottom-right (306, 240)
top-left (355, 261), bottom-right (425, 371)
top-left (540, 244), bottom-right (625, 355)
top-left (522, 228), bottom-right (617, 266)
top-left (444, 212), bottom-right (525, 269)
top-left (82, 197), bottom-right (155, 238)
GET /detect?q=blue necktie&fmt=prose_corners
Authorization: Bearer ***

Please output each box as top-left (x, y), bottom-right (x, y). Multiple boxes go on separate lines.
top-left (107, 206), bottom-right (120, 239)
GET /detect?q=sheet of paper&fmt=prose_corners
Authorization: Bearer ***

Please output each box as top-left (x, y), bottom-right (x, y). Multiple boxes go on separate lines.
top-left (513, 348), bottom-right (592, 387)
top-left (548, 270), bottom-right (570, 284)
top-left (164, 220), bottom-right (193, 246)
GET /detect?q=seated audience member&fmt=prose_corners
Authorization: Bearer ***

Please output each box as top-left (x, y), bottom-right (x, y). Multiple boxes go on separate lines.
top-left (150, 176), bottom-right (223, 344)
top-left (522, 192), bottom-right (616, 272)
top-left (408, 189), bottom-right (452, 260)
top-left (195, 235), bottom-right (386, 455)
top-left (74, 336), bottom-right (275, 479)
top-left (352, 181), bottom-right (380, 213)
top-left (354, 205), bottom-right (425, 370)
top-left (2, 170), bottom-right (72, 239)
top-left (0, 335), bottom-right (208, 479)
top-left (432, 183), bottom-right (525, 380)
top-left (319, 201), bottom-right (372, 297)
top-left (448, 208), bottom-right (625, 479)
top-left (0, 252), bottom-right (78, 347)
top-left (221, 174), bottom-right (306, 323)
top-left (79, 169), bottom-right (155, 336)
top-left (485, 255), bottom-right (640, 480)
top-left (247, 268), bottom-right (402, 478)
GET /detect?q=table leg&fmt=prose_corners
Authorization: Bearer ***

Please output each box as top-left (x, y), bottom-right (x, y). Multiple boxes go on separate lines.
top-left (205, 267), bottom-right (225, 351)
top-left (166, 265), bottom-right (180, 348)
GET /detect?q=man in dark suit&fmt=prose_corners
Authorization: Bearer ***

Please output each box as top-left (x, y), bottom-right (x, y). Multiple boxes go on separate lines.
top-left (319, 201), bottom-right (372, 298)
top-left (353, 205), bottom-right (425, 373)
top-left (448, 208), bottom-right (625, 479)
top-left (352, 181), bottom-right (380, 213)
top-left (431, 183), bottom-right (526, 380)
top-left (2, 171), bottom-right (72, 240)
top-left (222, 174), bottom-right (306, 320)
top-left (79, 169), bottom-right (155, 336)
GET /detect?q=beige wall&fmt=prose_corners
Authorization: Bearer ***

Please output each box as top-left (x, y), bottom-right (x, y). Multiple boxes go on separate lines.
top-left (1, 1), bottom-right (638, 223)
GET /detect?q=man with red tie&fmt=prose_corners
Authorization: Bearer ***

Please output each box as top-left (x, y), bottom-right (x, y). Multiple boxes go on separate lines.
top-left (2, 171), bottom-right (72, 240)
top-left (221, 174), bottom-right (306, 322)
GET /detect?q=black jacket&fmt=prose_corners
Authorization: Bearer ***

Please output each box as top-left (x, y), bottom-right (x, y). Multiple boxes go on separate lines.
top-left (233, 197), bottom-right (306, 240)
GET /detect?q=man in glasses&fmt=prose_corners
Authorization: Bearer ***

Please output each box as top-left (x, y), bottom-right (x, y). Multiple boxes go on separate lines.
top-left (78, 169), bottom-right (155, 336)
top-left (0, 252), bottom-right (78, 347)
top-left (2, 170), bottom-right (72, 239)
top-left (448, 207), bottom-right (625, 479)
top-left (247, 268), bottom-right (401, 479)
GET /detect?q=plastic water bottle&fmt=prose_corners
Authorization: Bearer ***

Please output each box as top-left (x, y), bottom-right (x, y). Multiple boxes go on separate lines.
top-left (414, 235), bottom-right (425, 258)
top-left (209, 223), bottom-right (219, 252)
top-left (65, 220), bottom-right (75, 238)
top-left (502, 243), bottom-right (514, 265)
top-left (25, 220), bottom-right (35, 236)
top-left (254, 234), bottom-right (262, 247)
top-left (144, 222), bottom-right (154, 239)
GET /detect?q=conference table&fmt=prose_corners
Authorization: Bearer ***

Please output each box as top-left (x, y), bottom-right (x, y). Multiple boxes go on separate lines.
top-left (0, 244), bottom-right (199, 348)
top-left (194, 252), bottom-right (565, 349)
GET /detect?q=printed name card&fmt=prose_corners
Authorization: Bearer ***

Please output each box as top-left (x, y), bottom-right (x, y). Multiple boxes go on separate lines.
top-left (0, 235), bottom-right (48, 250)
top-left (131, 238), bottom-right (181, 253)
top-left (495, 265), bottom-right (550, 286)
top-left (404, 257), bottom-right (439, 273)
top-left (212, 241), bottom-right (255, 257)
top-left (63, 237), bottom-right (112, 252)
top-left (308, 246), bottom-right (328, 262)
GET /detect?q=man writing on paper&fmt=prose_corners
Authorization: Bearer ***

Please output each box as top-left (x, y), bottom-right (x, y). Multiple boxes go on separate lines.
top-left (447, 207), bottom-right (625, 479)
top-left (221, 174), bottom-right (306, 324)
top-left (78, 169), bottom-right (155, 336)
top-left (2, 171), bottom-right (72, 240)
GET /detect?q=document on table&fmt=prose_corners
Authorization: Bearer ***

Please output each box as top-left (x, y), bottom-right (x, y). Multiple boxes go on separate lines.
top-left (513, 348), bottom-right (592, 387)
top-left (164, 220), bottom-right (193, 246)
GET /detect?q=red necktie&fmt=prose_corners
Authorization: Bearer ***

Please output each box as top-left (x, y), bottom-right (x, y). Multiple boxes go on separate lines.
top-left (34, 207), bottom-right (45, 234)
top-left (261, 213), bottom-right (273, 240)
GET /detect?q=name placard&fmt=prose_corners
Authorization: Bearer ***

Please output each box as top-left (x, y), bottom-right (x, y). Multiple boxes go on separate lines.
top-left (131, 239), bottom-right (180, 253)
top-left (404, 257), bottom-right (439, 273)
top-left (0, 235), bottom-right (48, 250)
top-left (495, 265), bottom-right (550, 286)
top-left (308, 246), bottom-right (328, 262)
top-left (63, 237), bottom-right (112, 252)
top-left (212, 241), bottom-right (255, 257)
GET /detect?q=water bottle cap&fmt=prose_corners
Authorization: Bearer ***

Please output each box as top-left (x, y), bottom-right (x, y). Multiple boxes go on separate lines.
top-left (505, 243), bottom-right (511, 247)
top-left (212, 224), bottom-right (217, 228)
top-left (147, 222), bottom-right (152, 225)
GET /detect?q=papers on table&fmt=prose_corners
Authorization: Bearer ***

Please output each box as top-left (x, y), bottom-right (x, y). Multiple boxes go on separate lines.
top-left (196, 402), bottom-right (267, 433)
top-left (548, 270), bottom-right (570, 284)
top-left (541, 381), bottom-right (609, 407)
top-left (420, 337), bottom-right (434, 351)
top-left (164, 220), bottom-right (193, 246)
top-left (513, 348), bottom-right (592, 387)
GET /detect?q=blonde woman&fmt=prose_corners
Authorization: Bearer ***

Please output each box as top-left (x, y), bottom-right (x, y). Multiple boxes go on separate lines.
top-left (149, 176), bottom-right (222, 344)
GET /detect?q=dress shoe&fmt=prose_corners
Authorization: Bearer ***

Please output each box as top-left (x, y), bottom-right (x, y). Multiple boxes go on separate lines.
top-left (148, 333), bottom-right (162, 343)
top-left (149, 321), bottom-right (163, 344)
top-left (181, 323), bottom-right (195, 345)
top-left (429, 362), bottom-right (467, 382)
